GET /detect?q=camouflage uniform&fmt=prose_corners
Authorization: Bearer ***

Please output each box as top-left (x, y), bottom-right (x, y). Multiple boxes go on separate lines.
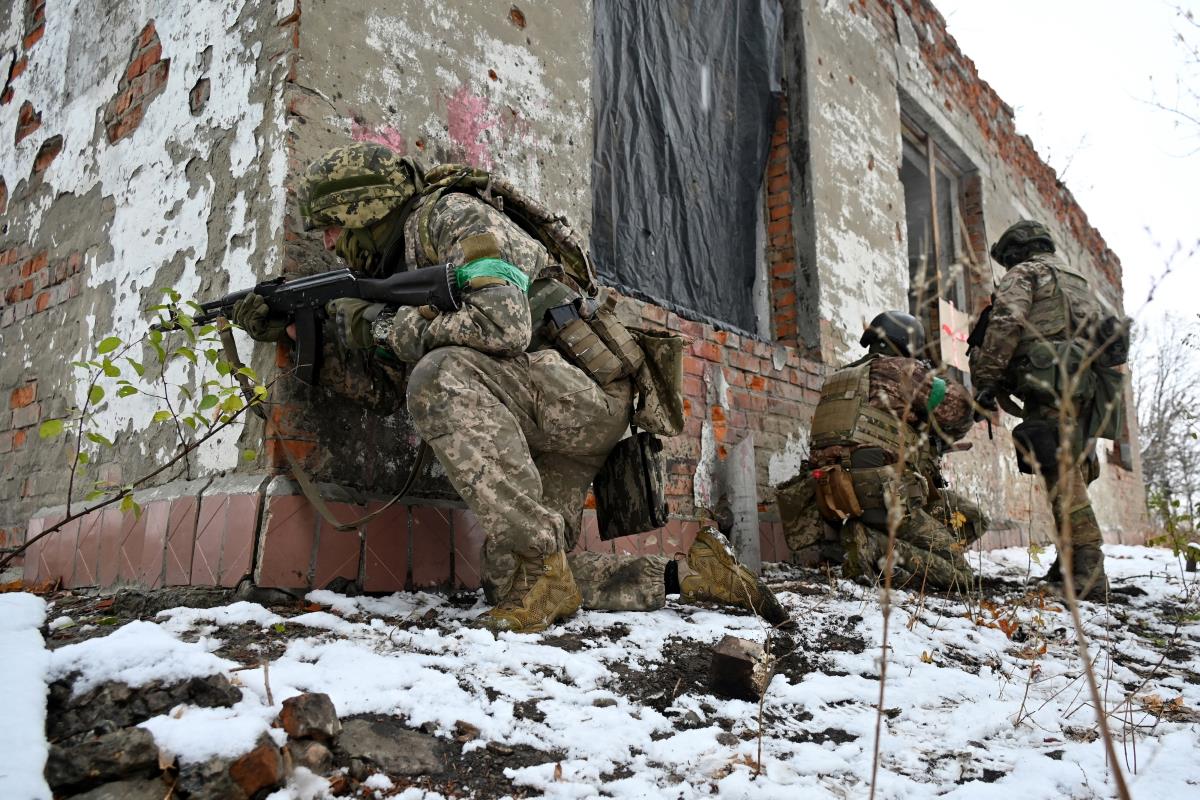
top-left (387, 192), bottom-right (669, 611)
top-left (782, 354), bottom-right (984, 589)
top-left (970, 251), bottom-right (1104, 555)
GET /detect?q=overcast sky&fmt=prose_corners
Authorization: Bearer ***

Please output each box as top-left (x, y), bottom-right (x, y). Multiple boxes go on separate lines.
top-left (934, 0), bottom-right (1199, 330)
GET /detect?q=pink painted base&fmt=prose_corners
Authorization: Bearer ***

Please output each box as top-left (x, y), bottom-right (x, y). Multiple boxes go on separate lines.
top-left (21, 490), bottom-right (788, 593)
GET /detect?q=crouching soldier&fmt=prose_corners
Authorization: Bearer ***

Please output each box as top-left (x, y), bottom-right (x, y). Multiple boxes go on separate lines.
top-left (235, 143), bottom-right (787, 632)
top-left (777, 312), bottom-right (987, 589)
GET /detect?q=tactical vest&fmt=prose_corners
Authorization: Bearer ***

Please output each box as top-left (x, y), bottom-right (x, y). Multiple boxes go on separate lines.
top-left (1019, 254), bottom-right (1101, 347)
top-left (809, 355), bottom-right (919, 454)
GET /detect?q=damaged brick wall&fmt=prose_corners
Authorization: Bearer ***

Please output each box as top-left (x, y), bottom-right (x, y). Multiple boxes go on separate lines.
top-left (8, 0), bottom-right (1150, 594)
top-left (0, 1), bottom-right (297, 575)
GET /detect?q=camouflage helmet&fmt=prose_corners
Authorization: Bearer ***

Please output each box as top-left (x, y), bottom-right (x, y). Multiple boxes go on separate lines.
top-left (860, 310), bottom-right (926, 358)
top-left (990, 219), bottom-right (1055, 267)
top-left (299, 143), bottom-right (423, 231)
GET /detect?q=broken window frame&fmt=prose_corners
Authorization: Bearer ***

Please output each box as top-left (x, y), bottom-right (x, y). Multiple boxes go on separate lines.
top-left (899, 115), bottom-right (976, 374)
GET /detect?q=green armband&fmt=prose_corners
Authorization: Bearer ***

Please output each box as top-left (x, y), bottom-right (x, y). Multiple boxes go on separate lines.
top-left (456, 258), bottom-right (531, 294)
top-left (927, 377), bottom-right (947, 413)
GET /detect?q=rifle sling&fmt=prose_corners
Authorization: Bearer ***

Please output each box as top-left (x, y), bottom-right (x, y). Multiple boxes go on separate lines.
top-left (217, 318), bottom-right (432, 534)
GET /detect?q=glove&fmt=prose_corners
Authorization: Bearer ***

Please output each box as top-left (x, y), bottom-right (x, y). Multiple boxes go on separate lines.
top-left (326, 298), bottom-right (386, 350)
top-left (973, 386), bottom-right (998, 422)
top-left (231, 292), bottom-right (288, 342)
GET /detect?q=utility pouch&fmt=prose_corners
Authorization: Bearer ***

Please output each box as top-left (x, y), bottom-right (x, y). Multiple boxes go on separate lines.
top-left (594, 430), bottom-right (670, 541)
top-left (1086, 363), bottom-right (1125, 441)
top-left (546, 302), bottom-right (626, 386)
top-left (630, 328), bottom-right (685, 436)
top-left (812, 465), bottom-right (864, 523)
top-left (1021, 340), bottom-right (1092, 407)
top-left (1095, 315), bottom-right (1131, 368)
top-left (776, 472), bottom-right (826, 551)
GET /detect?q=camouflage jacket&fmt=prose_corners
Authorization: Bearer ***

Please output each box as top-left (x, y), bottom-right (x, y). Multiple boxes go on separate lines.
top-left (969, 252), bottom-right (1099, 390)
top-left (811, 355), bottom-right (973, 466)
top-left (384, 192), bottom-right (551, 363)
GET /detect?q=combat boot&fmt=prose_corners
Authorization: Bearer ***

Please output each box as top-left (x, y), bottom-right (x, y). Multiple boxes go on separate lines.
top-left (678, 528), bottom-right (789, 625)
top-left (482, 551), bottom-right (582, 633)
top-left (1038, 545), bottom-right (1107, 601)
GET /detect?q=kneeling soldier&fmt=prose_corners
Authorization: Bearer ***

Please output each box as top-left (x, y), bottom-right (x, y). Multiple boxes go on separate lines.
top-left (778, 311), bottom-right (986, 589)
top-left (235, 143), bottom-right (787, 632)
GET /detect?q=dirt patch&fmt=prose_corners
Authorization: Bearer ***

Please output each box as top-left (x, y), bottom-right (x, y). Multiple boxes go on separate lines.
top-left (608, 636), bottom-right (712, 713)
top-left (540, 622), bottom-right (631, 653)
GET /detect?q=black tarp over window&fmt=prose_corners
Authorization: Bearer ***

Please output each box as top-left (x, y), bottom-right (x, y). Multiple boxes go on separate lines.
top-left (591, 0), bottom-right (782, 332)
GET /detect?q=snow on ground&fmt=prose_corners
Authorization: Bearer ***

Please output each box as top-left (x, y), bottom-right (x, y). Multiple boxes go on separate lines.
top-left (7, 544), bottom-right (1200, 799)
top-left (0, 593), bottom-right (52, 800)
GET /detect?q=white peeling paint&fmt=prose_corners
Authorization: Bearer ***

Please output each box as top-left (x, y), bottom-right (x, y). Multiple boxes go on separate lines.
top-left (0, 1), bottom-right (286, 471)
top-left (767, 432), bottom-right (809, 486)
top-left (693, 419), bottom-right (718, 513)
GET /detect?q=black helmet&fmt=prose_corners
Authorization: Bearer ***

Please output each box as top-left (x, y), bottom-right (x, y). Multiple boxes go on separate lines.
top-left (860, 311), bottom-right (926, 358)
top-left (990, 220), bottom-right (1055, 267)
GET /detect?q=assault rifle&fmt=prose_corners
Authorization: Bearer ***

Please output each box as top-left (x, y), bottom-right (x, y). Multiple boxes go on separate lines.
top-left (158, 265), bottom-right (460, 384)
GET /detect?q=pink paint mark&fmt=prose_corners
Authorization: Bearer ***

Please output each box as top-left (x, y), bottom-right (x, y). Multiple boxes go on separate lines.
top-left (350, 121), bottom-right (407, 153)
top-left (446, 85), bottom-right (497, 169)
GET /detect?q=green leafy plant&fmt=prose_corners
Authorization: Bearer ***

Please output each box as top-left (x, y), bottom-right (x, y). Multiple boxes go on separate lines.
top-left (0, 290), bottom-right (271, 571)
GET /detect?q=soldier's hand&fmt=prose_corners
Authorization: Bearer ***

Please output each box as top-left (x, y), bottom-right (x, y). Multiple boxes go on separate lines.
top-left (326, 298), bottom-right (386, 350)
top-left (231, 292), bottom-right (289, 342)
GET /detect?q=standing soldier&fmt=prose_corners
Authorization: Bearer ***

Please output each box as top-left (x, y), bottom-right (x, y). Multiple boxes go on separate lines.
top-left (235, 143), bottom-right (787, 632)
top-left (777, 311), bottom-right (985, 589)
top-left (970, 220), bottom-right (1127, 600)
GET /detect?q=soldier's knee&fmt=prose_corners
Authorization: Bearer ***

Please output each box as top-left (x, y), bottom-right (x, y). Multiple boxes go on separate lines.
top-left (406, 347), bottom-right (476, 437)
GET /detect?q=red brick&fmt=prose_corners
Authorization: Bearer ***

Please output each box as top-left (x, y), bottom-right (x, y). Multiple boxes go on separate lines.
top-left (9, 56), bottom-right (27, 80)
top-left (682, 355), bottom-right (706, 377)
top-left (138, 22), bottom-right (158, 49)
top-left (10, 382), bottom-right (36, 408)
top-left (767, 173), bottom-right (789, 194)
top-left (767, 218), bottom-right (790, 236)
top-left (22, 25), bottom-right (43, 50)
top-left (768, 203), bottom-right (790, 221)
top-left (34, 290), bottom-right (51, 312)
top-left (692, 339), bottom-right (722, 362)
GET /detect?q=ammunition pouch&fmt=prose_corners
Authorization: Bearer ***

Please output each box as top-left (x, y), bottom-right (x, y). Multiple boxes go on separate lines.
top-left (1012, 419), bottom-right (1060, 477)
top-left (545, 293), bottom-right (643, 388)
top-left (593, 430), bottom-right (670, 541)
top-left (776, 472), bottom-right (826, 552)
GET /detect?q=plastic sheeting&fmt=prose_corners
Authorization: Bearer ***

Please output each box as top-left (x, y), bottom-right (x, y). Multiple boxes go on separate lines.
top-left (592, 0), bottom-right (782, 333)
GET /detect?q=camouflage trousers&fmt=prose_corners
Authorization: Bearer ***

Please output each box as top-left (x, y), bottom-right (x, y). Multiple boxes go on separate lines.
top-left (1025, 407), bottom-right (1103, 550)
top-left (841, 487), bottom-right (988, 591)
top-left (777, 472), bottom-right (987, 590)
top-left (406, 346), bottom-right (669, 611)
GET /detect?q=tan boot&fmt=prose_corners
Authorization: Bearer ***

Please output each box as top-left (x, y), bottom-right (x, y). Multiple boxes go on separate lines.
top-left (679, 528), bottom-right (789, 625)
top-left (482, 551), bottom-right (582, 633)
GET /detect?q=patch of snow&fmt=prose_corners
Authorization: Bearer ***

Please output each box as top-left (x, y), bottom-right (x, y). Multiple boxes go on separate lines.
top-left (363, 772), bottom-right (393, 791)
top-left (27, 545), bottom-right (1200, 797)
top-left (0, 593), bottom-right (51, 800)
top-left (49, 619), bottom-right (233, 694)
top-left (48, 614), bottom-right (74, 631)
